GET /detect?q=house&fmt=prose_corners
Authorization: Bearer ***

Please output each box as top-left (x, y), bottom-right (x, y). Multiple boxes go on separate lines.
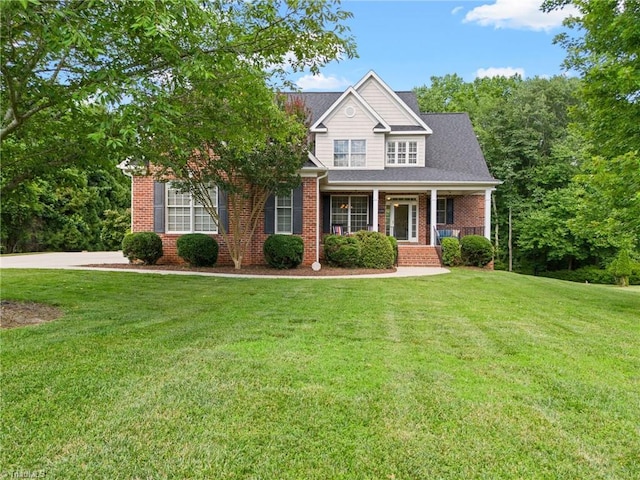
top-left (125, 71), bottom-right (499, 267)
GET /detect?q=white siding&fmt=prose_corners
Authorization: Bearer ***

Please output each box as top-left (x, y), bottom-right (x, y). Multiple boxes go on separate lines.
top-left (357, 78), bottom-right (418, 126)
top-left (316, 97), bottom-right (386, 170)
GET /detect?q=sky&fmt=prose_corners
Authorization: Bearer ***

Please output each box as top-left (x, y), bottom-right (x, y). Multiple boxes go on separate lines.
top-left (290, 0), bottom-right (577, 91)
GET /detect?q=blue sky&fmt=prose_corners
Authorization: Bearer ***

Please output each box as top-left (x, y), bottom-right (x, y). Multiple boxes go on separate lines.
top-left (291, 0), bottom-right (577, 91)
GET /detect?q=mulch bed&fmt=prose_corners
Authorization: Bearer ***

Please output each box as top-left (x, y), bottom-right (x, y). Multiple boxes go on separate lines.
top-left (86, 263), bottom-right (397, 277)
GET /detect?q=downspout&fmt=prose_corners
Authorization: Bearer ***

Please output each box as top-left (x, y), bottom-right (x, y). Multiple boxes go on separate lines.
top-left (315, 170), bottom-right (329, 269)
top-left (116, 160), bottom-right (134, 233)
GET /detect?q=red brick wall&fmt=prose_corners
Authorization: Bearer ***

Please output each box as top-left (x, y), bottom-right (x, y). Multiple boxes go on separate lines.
top-left (131, 175), bottom-right (318, 266)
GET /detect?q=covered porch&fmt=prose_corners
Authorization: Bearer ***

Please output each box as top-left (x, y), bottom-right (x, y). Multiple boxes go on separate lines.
top-left (320, 186), bottom-right (494, 266)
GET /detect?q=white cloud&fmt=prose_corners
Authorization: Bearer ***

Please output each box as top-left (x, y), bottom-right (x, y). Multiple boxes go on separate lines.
top-left (451, 6), bottom-right (463, 15)
top-left (475, 67), bottom-right (525, 79)
top-left (463, 0), bottom-right (578, 32)
top-left (295, 73), bottom-right (352, 91)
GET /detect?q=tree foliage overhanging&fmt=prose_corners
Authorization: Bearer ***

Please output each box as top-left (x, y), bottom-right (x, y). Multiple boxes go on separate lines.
top-left (0, 0), bottom-right (356, 253)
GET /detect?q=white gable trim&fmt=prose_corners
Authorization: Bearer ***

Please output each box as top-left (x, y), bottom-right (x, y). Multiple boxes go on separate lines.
top-left (354, 70), bottom-right (433, 135)
top-left (310, 87), bottom-right (391, 133)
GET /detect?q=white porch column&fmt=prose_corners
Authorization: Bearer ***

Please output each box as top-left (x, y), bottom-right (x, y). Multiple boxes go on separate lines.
top-left (372, 188), bottom-right (379, 232)
top-left (484, 189), bottom-right (492, 240)
top-left (430, 189), bottom-right (438, 246)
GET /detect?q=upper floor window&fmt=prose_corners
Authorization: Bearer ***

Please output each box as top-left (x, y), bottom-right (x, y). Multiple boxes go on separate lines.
top-left (387, 141), bottom-right (417, 165)
top-left (334, 140), bottom-right (366, 167)
top-left (166, 183), bottom-right (218, 233)
top-left (275, 191), bottom-right (293, 234)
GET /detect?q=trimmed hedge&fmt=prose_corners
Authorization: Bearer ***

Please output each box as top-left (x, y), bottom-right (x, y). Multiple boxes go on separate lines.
top-left (177, 233), bottom-right (218, 267)
top-left (324, 235), bottom-right (361, 268)
top-left (538, 265), bottom-right (640, 285)
top-left (441, 237), bottom-right (461, 266)
top-left (263, 235), bottom-right (304, 269)
top-left (460, 235), bottom-right (493, 267)
top-left (122, 232), bottom-right (163, 265)
top-left (353, 231), bottom-right (395, 269)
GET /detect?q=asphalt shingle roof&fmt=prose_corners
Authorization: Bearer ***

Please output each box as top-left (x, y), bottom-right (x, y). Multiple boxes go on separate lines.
top-left (287, 91), bottom-right (498, 184)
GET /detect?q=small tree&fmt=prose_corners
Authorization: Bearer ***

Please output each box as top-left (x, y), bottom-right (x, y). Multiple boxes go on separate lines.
top-left (609, 249), bottom-right (632, 287)
top-left (155, 93), bottom-right (310, 270)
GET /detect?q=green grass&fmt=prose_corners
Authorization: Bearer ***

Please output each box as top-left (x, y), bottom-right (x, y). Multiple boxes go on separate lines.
top-left (1, 269), bottom-right (639, 479)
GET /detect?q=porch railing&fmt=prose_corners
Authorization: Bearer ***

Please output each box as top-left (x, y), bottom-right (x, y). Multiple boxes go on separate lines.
top-left (433, 226), bottom-right (484, 245)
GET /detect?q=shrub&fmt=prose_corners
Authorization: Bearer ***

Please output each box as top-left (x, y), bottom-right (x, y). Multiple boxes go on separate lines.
top-left (324, 235), bottom-right (361, 268)
top-left (354, 231), bottom-right (395, 269)
top-left (387, 235), bottom-right (398, 265)
top-left (608, 249), bottom-right (633, 286)
top-left (177, 233), bottom-right (219, 267)
top-left (121, 232), bottom-right (163, 265)
top-left (263, 235), bottom-right (304, 269)
top-left (537, 266), bottom-right (619, 284)
top-left (101, 209), bottom-right (131, 251)
top-left (460, 235), bottom-right (493, 267)
top-left (441, 237), bottom-right (461, 266)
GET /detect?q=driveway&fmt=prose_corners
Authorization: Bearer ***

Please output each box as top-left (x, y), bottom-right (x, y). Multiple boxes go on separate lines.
top-left (0, 251), bottom-right (128, 269)
top-left (0, 251), bottom-right (449, 278)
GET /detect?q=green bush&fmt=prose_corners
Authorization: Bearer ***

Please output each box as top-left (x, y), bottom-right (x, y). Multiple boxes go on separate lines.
top-left (441, 237), bottom-right (461, 266)
top-left (460, 235), bottom-right (493, 267)
top-left (263, 235), bottom-right (304, 269)
top-left (536, 265), bottom-right (640, 285)
top-left (387, 235), bottom-right (398, 265)
top-left (121, 232), bottom-right (163, 265)
top-left (177, 233), bottom-right (219, 267)
top-left (324, 235), bottom-right (361, 268)
top-left (608, 249), bottom-right (632, 286)
top-left (101, 209), bottom-right (131, 251)
top-left (354, 231), bottom-right (395, 269)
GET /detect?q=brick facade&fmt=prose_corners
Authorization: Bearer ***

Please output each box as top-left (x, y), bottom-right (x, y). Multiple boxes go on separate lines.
top-left (131, 175), bottom-right (318, 266)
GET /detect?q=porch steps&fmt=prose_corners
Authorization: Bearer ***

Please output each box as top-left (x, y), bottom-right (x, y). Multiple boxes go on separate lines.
top-left (397, 245), bottom-right (442, 267)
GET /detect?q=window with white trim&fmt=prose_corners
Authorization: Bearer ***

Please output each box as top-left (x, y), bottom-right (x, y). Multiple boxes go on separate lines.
top-left (334, 140), bottom-right (366, 167)
top-left (386, 141), bottom-right (417, 165)
top-left (331, 195), bottom-right (369, 233)
top-left (166, 183), bottom-right (218, 233)
top-left (437, 198), bottom-right (448, 224)
top-left (275, 191), bottom-right (293, 234)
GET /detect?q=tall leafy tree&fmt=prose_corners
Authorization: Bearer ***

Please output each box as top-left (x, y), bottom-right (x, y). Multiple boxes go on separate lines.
top-left (543, 0), bottom-right (640, 157)
top-left (543, 0), bottom-right (640, 258)
top-left (1, 0), bottom-right (356, 252)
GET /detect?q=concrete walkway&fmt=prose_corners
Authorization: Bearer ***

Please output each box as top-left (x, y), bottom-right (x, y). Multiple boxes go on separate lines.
top-left (0, 251), bottom-right (449, 279)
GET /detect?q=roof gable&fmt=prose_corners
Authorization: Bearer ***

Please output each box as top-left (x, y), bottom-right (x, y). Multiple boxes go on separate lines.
top-left (354, 71), bottom-right (432, 134)
top-left (309, 87), bottom-right (390, 133)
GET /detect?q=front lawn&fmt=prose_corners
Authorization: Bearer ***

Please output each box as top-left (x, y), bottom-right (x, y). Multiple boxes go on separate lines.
top-left (1, 269), bottom-right (638, 479)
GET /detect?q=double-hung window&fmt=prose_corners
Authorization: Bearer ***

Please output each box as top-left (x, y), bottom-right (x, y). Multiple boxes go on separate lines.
top-left (334, 140), bottom-right (366, 167)
top-left (166, 183), bottom-right (218, 233)
top-left (436, 198), bottom-right (448, 224)
top-left (387, 141), bottom-right (417, 165)
top-left (275, 191), bottom-right (293, 234)
top-left (331, 195), bottom-right (369, 233)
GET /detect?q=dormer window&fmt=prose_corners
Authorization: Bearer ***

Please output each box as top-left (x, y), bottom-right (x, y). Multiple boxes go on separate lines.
top-left (334, 140), bottom-right (366, 167)
top-left (387, 141), bottom-right (417, 165)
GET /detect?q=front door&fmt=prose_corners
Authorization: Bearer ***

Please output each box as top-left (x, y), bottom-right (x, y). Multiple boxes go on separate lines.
top-left (386, 197), bottom-right (418, 242)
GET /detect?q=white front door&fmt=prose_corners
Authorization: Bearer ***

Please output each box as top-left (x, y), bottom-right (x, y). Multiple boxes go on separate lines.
top-left (386, 197), bottom-right (418, 242)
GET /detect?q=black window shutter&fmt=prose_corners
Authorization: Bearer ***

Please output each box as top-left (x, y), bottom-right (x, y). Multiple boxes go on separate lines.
top-left (293, 185), bottom-right (303, 235)
top-left (368, 195), bottom-right (374, 227)
top-left (322, 194), bottom-right (331, 233)
top-left (264, 194), bottom-right (275, 234)
top-left (427, 202), bottom-right (431, 225)
top-left (217, 188), bottom-right (229, 232)
top-left (446, 198), bottom-right (454, 224)
top-left (153, 181), bottom-right (165, 233)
